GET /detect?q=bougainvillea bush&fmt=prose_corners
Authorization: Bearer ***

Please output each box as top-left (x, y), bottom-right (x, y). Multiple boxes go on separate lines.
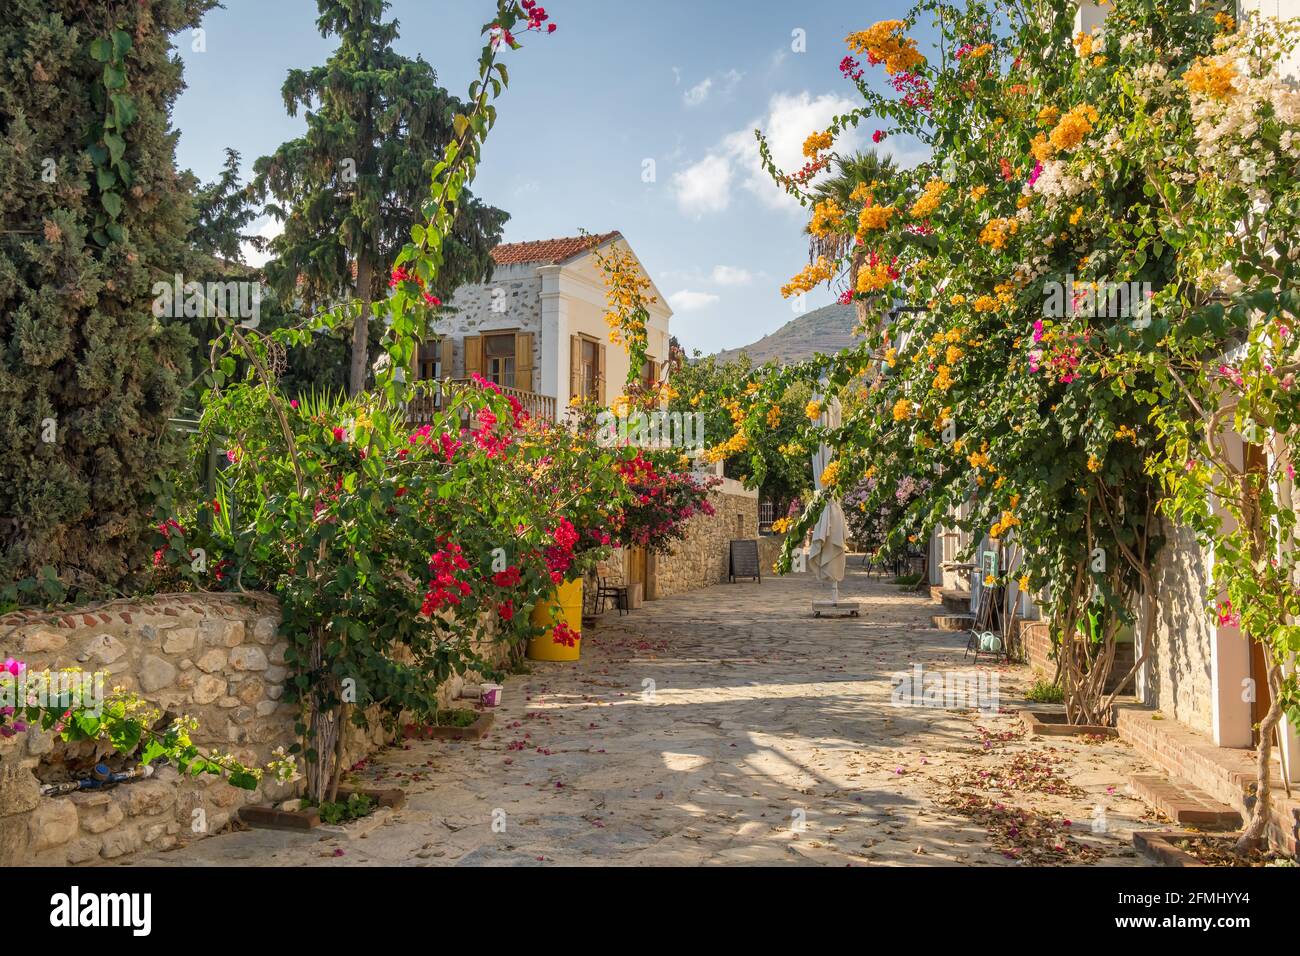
top-left (147, 1), bottom-right (714, 804)
top-left (720, 0), bottom-right (1299, 849)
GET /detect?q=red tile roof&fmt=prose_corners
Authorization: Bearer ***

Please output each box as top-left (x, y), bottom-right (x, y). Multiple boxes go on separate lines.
top-left (489, 231), bottom-right (621, 266)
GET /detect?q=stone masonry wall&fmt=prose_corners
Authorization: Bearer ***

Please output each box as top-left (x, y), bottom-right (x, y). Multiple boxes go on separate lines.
top-left (435, 263), bottom-right (543, 379)
top-left (0, 594), bottom-right (505, 866)
top-left (595, 488), bottom-right (760, 599)
top-left (1144, 519), bottom-right (1217, 737)
top-left (0, 593), bottom-right (293, 865)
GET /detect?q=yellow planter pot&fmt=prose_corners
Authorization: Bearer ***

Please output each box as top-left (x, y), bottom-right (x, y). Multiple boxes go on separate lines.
top-left (527, 578), bottom-right (583, 662)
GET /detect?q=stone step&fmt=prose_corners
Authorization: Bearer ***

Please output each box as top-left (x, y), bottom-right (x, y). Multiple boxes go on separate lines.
top-left (940, 589), bottom-right (973, 613)
top-left (932, 613), bottom-right (974, 632)
top-left (1129, 773), bottom-right (1243, 830)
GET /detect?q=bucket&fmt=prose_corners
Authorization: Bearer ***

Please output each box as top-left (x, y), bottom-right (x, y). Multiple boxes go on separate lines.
top-left (527, 578), bottom-right (583, 661)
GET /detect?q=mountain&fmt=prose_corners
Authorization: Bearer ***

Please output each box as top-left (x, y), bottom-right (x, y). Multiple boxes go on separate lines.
top-left (712, 302), bottom-right (860, 366)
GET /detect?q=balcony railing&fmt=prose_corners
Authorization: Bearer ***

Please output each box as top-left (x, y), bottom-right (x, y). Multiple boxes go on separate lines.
top-left (406, 379), bottom-right (557, 425)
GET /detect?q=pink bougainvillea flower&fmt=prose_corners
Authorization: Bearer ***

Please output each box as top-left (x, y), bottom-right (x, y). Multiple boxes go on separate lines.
top-left (2, 658), bottom-right (25, 677)
top-left (1216, 599), bottom-right (1240, 628)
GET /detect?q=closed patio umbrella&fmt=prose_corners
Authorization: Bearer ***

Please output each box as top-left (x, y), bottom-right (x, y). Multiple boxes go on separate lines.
top-left (808, 384), bottom-right (848, 605)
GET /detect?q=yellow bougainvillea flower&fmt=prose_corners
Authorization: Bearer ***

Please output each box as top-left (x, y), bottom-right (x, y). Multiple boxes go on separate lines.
top-left (1018, 574), bottom-right (1030, 591)
top-left (802, 129), bottom-right (834, 159)
top-left (1073, 31), bottom-right (1095, 58)
top-left (1184, 56), bottom-right (1239, 99)
top-left (856, 202), bottom-right (896, 237)
top-left (767, 405), bottom-right (782, 428)
top-left (805, 399), bottom-right (822, 420)
top-left (771, 517), bottom-right (792, 534)
top-left (809, 197), bottom-right (845, 238)
top-left (949, 293), bottom-right (967, 306)
top-left (820, 460), bottom-right (841, 487)
top-left (845, 20), bottom-right (926, 75)
top-left (1087, 454), bottom-right (1102, 473)
top-left (856, 257), bottom-right (896, 293)
top-left (782, 257), bottom-right (835, 298)
top-left (910, 179), bottom-right (949, 219)
top-left (978, 217), bottom-right (1019, 251)
top-left (973, 294), bottom-right (998, 313)
top-left (1048, 104), bottom-right (1099, 154)
top-left (892, 398), bottom-right (912, 421)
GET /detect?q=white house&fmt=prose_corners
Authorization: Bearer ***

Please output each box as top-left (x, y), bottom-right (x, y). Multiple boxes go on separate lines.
top-left (415, 231), bottom-right (672, 421)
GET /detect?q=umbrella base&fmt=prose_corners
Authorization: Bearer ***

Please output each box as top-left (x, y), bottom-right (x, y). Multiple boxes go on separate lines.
top-left (812, 600), bottom-right (861, 618)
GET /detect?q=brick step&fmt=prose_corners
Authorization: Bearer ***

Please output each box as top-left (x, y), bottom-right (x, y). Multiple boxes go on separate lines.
top-left (1129, 773), bottom-right (1243, 830)
top-left (929, 585), bottom-right (945, 604)
top-left (940, 589), bottom-right (972, 613)
top-left (932, 613), bottom-right (974, 632)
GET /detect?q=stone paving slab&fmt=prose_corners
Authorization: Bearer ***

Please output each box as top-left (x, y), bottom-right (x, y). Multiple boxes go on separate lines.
top-left (127, 570), bottom-right (1159, 867)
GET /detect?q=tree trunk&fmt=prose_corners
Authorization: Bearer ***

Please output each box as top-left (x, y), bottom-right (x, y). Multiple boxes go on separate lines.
top-left (1237, 660), bottom-right (1285, 853)
top-left (349, 253), bottom-right (373, 396)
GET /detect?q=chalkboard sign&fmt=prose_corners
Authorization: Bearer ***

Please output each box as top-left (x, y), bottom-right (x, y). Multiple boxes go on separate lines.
top-left (729, 539), bottom-right (761, 582)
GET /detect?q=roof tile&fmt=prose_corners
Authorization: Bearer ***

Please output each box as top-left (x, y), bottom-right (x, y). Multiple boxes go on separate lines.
top-left (489, 231), bottom-right (621, 266)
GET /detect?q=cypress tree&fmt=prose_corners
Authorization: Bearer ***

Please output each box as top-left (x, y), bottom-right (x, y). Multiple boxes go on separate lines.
top-left (254, 0), bottom-right (508, 396)
top-left (0, 1), bottom-right (214, 595)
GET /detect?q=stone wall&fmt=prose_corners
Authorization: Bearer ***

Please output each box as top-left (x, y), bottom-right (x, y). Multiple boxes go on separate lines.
top-left (595, 484), bottom-right (760, 599)
top-left (436, 263), bottom-right (543, 379)
top-left (1142, 519), bottom-right (1217, 737)
top-left (0, 594), bottom-right (504, 866)
top-left (0, 594), bottom-right (294, 865)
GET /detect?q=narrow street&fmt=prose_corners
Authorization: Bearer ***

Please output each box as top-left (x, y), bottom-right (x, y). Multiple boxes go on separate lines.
top-left (137, 570), bottom-right (1159, 866)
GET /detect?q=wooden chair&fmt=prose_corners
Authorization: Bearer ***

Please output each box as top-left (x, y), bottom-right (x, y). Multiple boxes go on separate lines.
top-left (595, 576), bottom-right (629, 616)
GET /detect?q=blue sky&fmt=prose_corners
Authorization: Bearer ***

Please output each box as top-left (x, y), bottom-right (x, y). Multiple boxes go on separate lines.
top-left (174, 0), bottom-right (935, 355)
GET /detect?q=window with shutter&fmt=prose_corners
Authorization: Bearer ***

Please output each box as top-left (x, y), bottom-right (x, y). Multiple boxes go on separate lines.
top-left (515, 332), bottom-right (533, 392)
top-left (418, 341), bottom-right (440, 381)
top-left (569, 334), bottom-right (582, 403)
top-left (483, 332), bottom-right (516, 387)
top-left (440, 338), bottom-right (455, 379)
top-left (463, 335), bottom-right (483, 379)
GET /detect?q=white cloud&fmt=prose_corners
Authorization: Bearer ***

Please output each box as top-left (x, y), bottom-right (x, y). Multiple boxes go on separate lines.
top-left (684, 77), bottom-right (713, 106)
top-left (683, 69), bottom-right (742, 107)
top-left (242, 216), bottom-right (283, 268)
top-left (671, 153), bottom-right (732, 217)
top-left (668, 290), bottom-right (720, 312)
top-left (711, 265), bottom-right (753, 286)
top-left (670, 90), bottom-right (862, 217)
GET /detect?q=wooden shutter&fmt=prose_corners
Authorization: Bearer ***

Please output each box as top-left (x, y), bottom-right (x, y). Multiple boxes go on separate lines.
top-left (569, 334), bottom-right (582, 402)
top-left (463, 335), bottom-right (482, 379)
top-left (440, 338), bottom-right (454, 379)
top-left (598, 343), bottom-right (608, 404)
top-left (515, 332), bottom-right (533, 392)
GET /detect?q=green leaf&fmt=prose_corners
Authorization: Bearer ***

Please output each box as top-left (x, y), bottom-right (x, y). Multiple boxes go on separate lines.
top-left (101, 191), bottom-right (123, 219)
top-left (111, 29), bottom-right (132, 59)
top-left (104, 133), bottom-right (127, 165)
top-left (111, 94), bottom-right (138, 129)
top-left (103, 63), bottom-right (127, 90)
top-left (89, 37), bottom-right (112, 62)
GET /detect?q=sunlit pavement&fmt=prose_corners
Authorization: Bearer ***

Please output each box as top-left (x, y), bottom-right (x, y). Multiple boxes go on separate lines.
top-left (134, 568), bottom-right (1157, 866)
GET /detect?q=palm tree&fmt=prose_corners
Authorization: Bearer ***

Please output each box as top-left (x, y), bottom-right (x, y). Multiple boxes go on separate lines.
top-left (803, 149), bottom-right (899, 329)
top-left (804, 149), bottom-right (899, 265)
